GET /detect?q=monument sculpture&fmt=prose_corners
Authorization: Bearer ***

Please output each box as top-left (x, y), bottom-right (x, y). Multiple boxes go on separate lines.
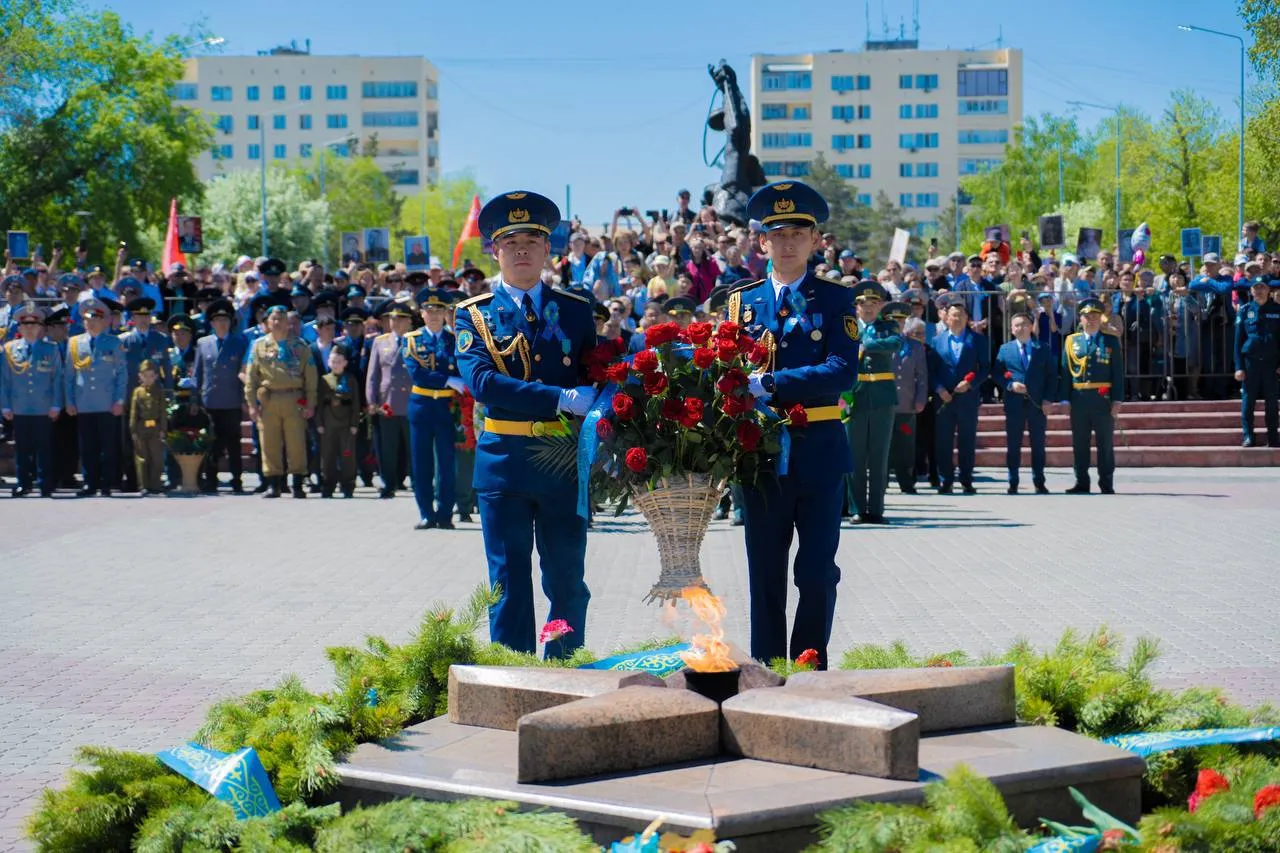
top-left (703, 60), bottom-right (767, 226)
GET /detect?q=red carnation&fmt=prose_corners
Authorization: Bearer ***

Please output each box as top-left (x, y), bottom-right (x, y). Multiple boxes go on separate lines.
top-left (684, 321), bottom-right (713, 345)
top-left (1254, 783), bottom-right (1280, 819)
top-left (642, 372), bottom-right (668, 396)
top-left (680, 397), bottom-right (705, 428)
top-left (716, 339), bottom-right (740, 363)
top-left (1099, 384), bottom-right (1111, 397)
top-left (963, 371), bottom-right (976, 383)
top-left (716, 369), bottom-right (747, 395)
top-left (342, 449), bottom-right (352, 458)
top-left (795, 648), bottom-right (820, 667)
top-left (722, 394), bottom-right (752, 417)
top-left (643, 322), bottom-right (680, 347)
top-left (787, 404), bottom-right (808, 427)
top-left (633, 349), bottom-right (659, 374)
top-left (605, 363), bottom-right (629, 384)
top-left (624, 447), bottom-right (649, 473)
top-left (1004, 371), bottom-right (1013, 380)
top-left (595, 418), bottom-right (614, 440)
top-left (692, 347), bottom-right (716, 369)
top-left (736, 420), bottom-right (762, 451)
top-left (1188, 769), bottom-right (1231, 813)
top-left (611, 393), bottom-right (637, 421)
top-left (296, 397), bottom-right (308, 407)
top-left (747, 342), bottom-right (771, 365)
top-left (899, 422), bottom-right (912, 436)
top-left (380, 402), bottom-right (394, 417)
top-left (661, 397), bottom-right (686, 421)
top-left (715, 322), bottom-right (741, 341)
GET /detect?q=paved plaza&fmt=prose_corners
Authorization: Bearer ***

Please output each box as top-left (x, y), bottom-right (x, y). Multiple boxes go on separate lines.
top-left (1, 466), bottom-right (1277, 850)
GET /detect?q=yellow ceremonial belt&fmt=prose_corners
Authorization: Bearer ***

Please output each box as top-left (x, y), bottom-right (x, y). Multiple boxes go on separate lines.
top-left (776, 405), bottom-right (842, 424)
top-left (412, 386), bottom-right (454, 399)
top-left (1072, 382), bottom-right (1110, 390)
top-left (859, 372), bottom-right (896, 382)
top-left (483, 417), bottom-right (571, 438)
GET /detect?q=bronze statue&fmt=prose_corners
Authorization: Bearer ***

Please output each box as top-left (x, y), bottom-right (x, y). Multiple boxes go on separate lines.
top-left (703, 60), bottom-right (766, 227)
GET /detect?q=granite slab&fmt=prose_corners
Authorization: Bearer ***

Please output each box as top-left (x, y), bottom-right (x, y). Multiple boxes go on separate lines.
top-left (446, 665), bottom-right (665, 731)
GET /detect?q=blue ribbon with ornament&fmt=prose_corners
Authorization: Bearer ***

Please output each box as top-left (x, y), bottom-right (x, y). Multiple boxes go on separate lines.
top-left (157, 742), bottom-right (281, 819)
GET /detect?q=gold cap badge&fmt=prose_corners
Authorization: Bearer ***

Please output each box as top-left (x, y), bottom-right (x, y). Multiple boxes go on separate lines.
top-left (505, 192), bottom-right (527, 200)
top-left (508, 208), bottom-right (530, 224)
top-left (773, 198), bottom-right (795, 215)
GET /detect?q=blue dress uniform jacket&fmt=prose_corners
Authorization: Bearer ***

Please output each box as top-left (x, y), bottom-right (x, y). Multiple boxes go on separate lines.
top-left (926, 328), bottom-right (991, 488)
top-left (1, 339), bottom-right (64, 415)
top-left (727, 273), bottom-right (859, 667)
top-left (119, 327), bottom-right (171, 389)
top-left (1233, 299), bottom-right (1280, 443)
top-left (65, 332), bottom-right (127, 413)
top-left (404, 326), bottom-right (460, 525)
top-left (1059, 331), bottom-right (1126, 490)
top-left (995, 337), bottom-right (1058, 488)
top-left (193, 332), bottom-right (249, 409)
top-left (454, 283), bottom-right (596, 657)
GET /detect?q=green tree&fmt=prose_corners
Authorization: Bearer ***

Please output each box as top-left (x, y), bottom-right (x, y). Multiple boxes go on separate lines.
top-left (289, 146), bottom-right (403, 265)
top-left (0, 1), bottom-right (212, 261)
top-left (805, 153), bottom-right (873, 250)
top-left (863, 192), bottom-right (916, 269)
top-left (202, 168), bottom-right (331, 264)
top-left (396, 172), bottom-right (487, 271)
top-left (1242, 0), bottom-right (1280, 81)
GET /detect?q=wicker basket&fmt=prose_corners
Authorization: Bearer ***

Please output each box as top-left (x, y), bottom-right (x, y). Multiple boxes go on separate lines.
top-left (630, 472), bottom-right (725, 604)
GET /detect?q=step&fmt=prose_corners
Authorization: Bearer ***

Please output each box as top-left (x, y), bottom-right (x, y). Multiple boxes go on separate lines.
top-left (979, 398), bottom-right (1244, 416)
top-left (978, 411), bottom-right (1263, 431)
top-left (974, 428), bottom-right (1246, 450)
top-left (972, 446), bottom-right (1280, 468)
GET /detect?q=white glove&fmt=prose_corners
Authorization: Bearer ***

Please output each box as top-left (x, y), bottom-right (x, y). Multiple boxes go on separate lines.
top-left (445, 377), bottom-right (466, 394)
top-left (747, 372), bottom-right (770, 400)
top-left (558, 385), bottom-right (599, 417)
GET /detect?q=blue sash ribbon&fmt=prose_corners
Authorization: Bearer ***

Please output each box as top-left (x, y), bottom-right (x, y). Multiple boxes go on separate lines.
top-left (1101, 725), bottom-right (1280, 757)
top-left (157, 742), bottom-right (281, 819)
top-left (540, 301), bottom-right (572, 360)
top-left (578, 644), bottom-right (691, 677)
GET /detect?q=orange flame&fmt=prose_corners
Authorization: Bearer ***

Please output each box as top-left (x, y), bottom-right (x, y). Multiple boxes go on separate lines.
top-left (678, 586), bottom-right (736, 672)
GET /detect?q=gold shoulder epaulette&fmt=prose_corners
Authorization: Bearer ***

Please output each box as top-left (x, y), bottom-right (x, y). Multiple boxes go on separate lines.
top-left (456, 292), bottom-right (494, 310)
top-left (405, 328), bottom-right (422, 338)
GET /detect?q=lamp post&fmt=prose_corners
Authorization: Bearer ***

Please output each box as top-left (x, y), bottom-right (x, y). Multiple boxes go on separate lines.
top-left (1068, 100), bottom-right (1121, 245)
top-left (1180, 24), bottom-right (1246, 250)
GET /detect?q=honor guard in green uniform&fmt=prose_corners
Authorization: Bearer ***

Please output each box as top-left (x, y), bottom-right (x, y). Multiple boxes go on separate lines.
top-left (129, 359), bottom-right (168, 495)
top-left (845, 281), bottom-right (903, 524)
top-left (245, 305), bottom-right (318, 498)
top-left (1059, 298), bottom-right (1125, 494)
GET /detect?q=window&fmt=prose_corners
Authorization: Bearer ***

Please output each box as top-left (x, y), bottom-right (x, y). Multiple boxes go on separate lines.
top-left (958, 68), bottom-right (1008, 97)
top-left (761, 160), bottom-right (811, 177)
top-left (172, 83), bottom-right (198, 100)
top-left (214, 144), bottom-right (232, 160)
top-left (762, 103), bottom-right (788, 120)
top-left (326, 84), bottom-right (348, 100)
top-left (214, 115), bottom-right (233, 134)
top-left (272, 85), bottom-right (286, 101)
top-left (273, 144), bottom-right (286, 159)
top-left (299, 114), bottom-right (312, 130)
top-left (299, 85), bottom-right (312, 101)
top-left (762, 132), bottom-right (811, 148)
top-left (326, 113), bottom-right (348, 129)
top-left (915, 74), bottom-right (939, 90)
top-left (858, 133), bottom-right (871, 148)
top-left (761, 70), bottom-right (811, 90)
top-left (363, 81), bottom-right (418, 98)
top-left (959, 157), bottom-right (1003, 175)
top-left (426, 82), bottom-right (439, 99)
top-left (903, 103), bottom-right (939, 119)
top-left (899, 74), bottom-right (913, 89)
top-left (832, 134), bottom-right (856, 151)
top-left (958, 129), bottom-right (1009, 144)
top-left (793, 105), bottom-right (810, 119)
top-left (246, 85), bottom-right (259, 101)
top-left (362, 111), bottom-right (419, 127)
top-left (900, 193), bottom-right (915, 208)
top-left (899, 162), bottom-right (912, 177)
top-left (385, 168), bottom-right (421, 185)
top-left (857, 163), bottom-right (871, 179)
top-left (858, 74), bottom-right (871, 90)
top-left (916, 193), bottom-right (939, 208)
top-left (248, 144), bottom-right (261, 160)
top-left (247, 115), bottom-right (260, 130)
top-left (835, 164), bottom-right (854, 178)
top-left (958, 99), bottom-right (1008, 115)
top-left (832, 74), bottom-right (853, 92)
top-left (300, 143), bottom-right (313, 158)
top-left (272, 114), bottom-right (286, 130)
top-left (856, 193), bottom-right (871, 206)
top-left (898, 132), bottom-right (938, 149)
top-left (901, 162), bottom-right (939, 177)
top-left (832, 105), bottom-right (855, 121)
top-left (211, 86), bottom-right (232, 101)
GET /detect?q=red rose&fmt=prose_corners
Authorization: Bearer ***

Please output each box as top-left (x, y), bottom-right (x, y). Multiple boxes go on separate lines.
top-left (747, 342), bottom-right (771, 365)
top-left (661, 397), bottom-right (686, 421)
top-left (642, 372), bottom-right (668, 396)
top-left (341, 449), bottom-right (352, 458)
top-left (684, 321), bottom-right (713, 345)
top-left (715, 322), bottom-right (741, 341)
top-left (643, 322), bottom-right (680, 347)
top-left (1195, 769), bottom-right (1230, 798)
top-left (1003, 371), bottom-right (1013, 380)
top-left (738, 333), bottom-right (756, 353)
top-left (296, 397), bottom-right (308, 406)
top-left (380, 402), bottom-right (394, 416)
top-left (787, 404), bottom-right (808, 427)
top-left (1254, 783), bottom-right (1280, 819)
top-left (595, 418), bottom-right (614, 440)
top-left (899, 422), bottom-right (912, 436)
top-left (736, 420), bottom-right (762, 451)
top-left (716, 339), bottom-right (739, 362)
top-left (716, 369), bottom-right (747, 395)
top-left (795, 648), bottom-right (820, 667)
top-left (680, 397), bottom-right (705, 429)
top-left (632, 349), bottom-right (659, 374)
top-left (605, 363), bottom-right (629, 384)
top-left (692, 347), bottom-right (716, 369)
top-left (611, 394), bottom-right (637, 421)
top-left (722, 394), bottom-right (751, 417)
top-left (1099, 384), bottom-right (1111, 397)
top-left (624, 447), bottom-right (648, 473)
top-left (962, 371), bottom-right (976, 383)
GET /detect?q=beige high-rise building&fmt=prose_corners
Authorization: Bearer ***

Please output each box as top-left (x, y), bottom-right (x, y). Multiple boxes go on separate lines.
top-left (174, 43), bottom-right (439, 193)
top-left (750, 41), bottom-right (1021, 236)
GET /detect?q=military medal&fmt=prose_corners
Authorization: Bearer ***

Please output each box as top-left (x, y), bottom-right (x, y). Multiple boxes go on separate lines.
top-left (811, 329), bottom-right (822, 341)
top-left (779, 308), bottom-right (790, 318)
top-left (810, 311), bottom-right (823, 341)
top-left (743, 307), bottom-right (754, 323)
top-left (562, 356), bottom-right (572, 366)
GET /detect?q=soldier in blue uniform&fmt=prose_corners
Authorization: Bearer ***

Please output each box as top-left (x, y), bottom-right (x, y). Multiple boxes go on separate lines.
top-left (845, 281), bottom-right (902, 524)
top-left (166, 315), bottom-right (197, 389)
top-left (1059, 298), bottom-right (1125, 494)
top-left (0, 305), bottom-right (63, 496)
top-left (44, 307), bottom-right (80, 488)
top-left (926, 299), bottom-right (990, 494)
top-left (727, 181), bottom-right (860, 668)
top-left (118, 295), bottom-right (170, 491)
top-left (65, 299), bottom-right (128, 496)
top-left (995, 312), bottom-right (1058, 494)
top-left (454, 190), bottom-right (598, 658)
top-left (193, 299), bottom-right (249, 493)
top-left (1234, 278), bottom-right (1280, 447)
top-left (406, 286), bottom-right (466, 529)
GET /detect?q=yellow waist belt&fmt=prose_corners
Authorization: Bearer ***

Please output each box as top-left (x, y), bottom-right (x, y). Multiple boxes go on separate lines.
top-left (859, 372), bottom-right (896, 382)
top-left (412, 386), bottom-right (454, 399)
top-left (483, 417), bottom-right (571, 438)
top-left (776, 405), bottom-right (842, 424)
top-left (1072, 382), bottom-right (1110, 390)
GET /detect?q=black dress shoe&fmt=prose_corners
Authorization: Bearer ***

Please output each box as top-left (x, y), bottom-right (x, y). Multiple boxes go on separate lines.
top-left (1035, 485), bottom-right (1051, 495)
top-left (231, 481), bottom-right (245, 495)
top-left (1243, 436), bottom-right (1256, 448)
top-left (436, 520), bottom-right (456, 530)
top-left (41, 490), bottom-right (54, 498)
top-left (865, 514), bottom-right (889, 524)
top-left (900, 486), bottom-right (918, 495)
top-left (414, 519), bottom-right (437, 530)
top-left (1065, 484), bottom-right (1091, 495)
top-left (937, 484), bottom-right (953, 494)
top-left (961, 484), bottom-right (977, 495)
top-left (99, 489), bottom-right (112, 497)
top-left (458, 513), bottom-right (473, 523)
top-left (379, 488), bottom-right (395, 499)
top-left (77, 487), bottom-right (96, 498)
top-left (1100, 486), bottom-right (1115, 494)
top-left (11, 486), bottom-right (30, 498)
top-left (1006, 485), bottom-right (1018, 495)
top-left (253, 480), bottom-right (269, 494)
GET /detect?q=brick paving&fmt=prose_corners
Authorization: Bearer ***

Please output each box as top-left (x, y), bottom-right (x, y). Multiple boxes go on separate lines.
top-left (1, 466), bottom-right (1277, 850)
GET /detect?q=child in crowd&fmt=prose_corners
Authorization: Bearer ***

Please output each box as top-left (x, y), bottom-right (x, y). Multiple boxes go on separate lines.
top-left (129, 360), bottom-right (167, 495)
top-left (317, 344), bottom-right (361, 498)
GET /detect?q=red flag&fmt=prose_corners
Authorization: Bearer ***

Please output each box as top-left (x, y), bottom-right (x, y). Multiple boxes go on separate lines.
top-left (162, 198), bottom-right (186, 273)
top-left (452, 194), bottom-right (482, 269)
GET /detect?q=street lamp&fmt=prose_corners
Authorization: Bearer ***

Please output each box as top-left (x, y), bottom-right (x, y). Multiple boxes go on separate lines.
top-left (1068, 100), bottom-right (1122, 246)
top-left (1179, 24), bottom-right (1246, 251)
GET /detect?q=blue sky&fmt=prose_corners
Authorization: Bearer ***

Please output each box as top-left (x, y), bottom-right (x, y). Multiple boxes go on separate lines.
top-left (96, 0), bottom-right (1250, 224)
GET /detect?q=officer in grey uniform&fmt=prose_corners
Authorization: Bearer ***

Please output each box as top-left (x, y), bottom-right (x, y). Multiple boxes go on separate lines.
top-left (365, 300), bottom-right (415, 497)
top-left (65, 298), bottom-right (128, 496)
top-left (0, 305), bottom-right (63, 496)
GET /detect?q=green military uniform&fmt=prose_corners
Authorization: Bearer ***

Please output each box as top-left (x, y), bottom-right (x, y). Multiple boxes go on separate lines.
top-left (129, 372), bottom-right (168, 494)
top-left (317, 369), bottom-right (361, 497)
top-left (845, 282), bottom-right (902, 523)
top-left (244, 320), bottom-right (318, 497)
top-left (1059, 298), bottom-right (1125, 494)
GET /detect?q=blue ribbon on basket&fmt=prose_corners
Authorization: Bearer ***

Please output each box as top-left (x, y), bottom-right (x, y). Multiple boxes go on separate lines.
top-left (1101, 725), bottom-right (1280, 757)
top-left (157, 742), bottom-right (281, 819)
top-left (576, 344), bottom-right (790, 520)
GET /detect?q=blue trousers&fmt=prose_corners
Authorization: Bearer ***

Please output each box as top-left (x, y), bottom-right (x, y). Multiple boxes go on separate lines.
top-left (1241, 357), bottom-right (1279, 441)
top-left (78, 411), bottom-right (120, 492)
top-left (478, 483), bottom-right (589, 658)
top-left (1004, 398), bottom-right (1047, 488)
top-left (742, 475), bottom-right (842, 668)
top-left (934, 399), bottom-right (979, 487)
top-left (408, 396), bottom-right (455, 524)
top-left (13, 415), bottom-right (53, 493)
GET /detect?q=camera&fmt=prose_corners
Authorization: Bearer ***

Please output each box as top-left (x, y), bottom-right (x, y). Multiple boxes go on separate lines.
top-left (618, 207), bottom-right (634, 217)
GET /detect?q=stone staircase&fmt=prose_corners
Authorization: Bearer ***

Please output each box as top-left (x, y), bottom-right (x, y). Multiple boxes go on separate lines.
top-left (975, 399), bottom-right (1280, 467)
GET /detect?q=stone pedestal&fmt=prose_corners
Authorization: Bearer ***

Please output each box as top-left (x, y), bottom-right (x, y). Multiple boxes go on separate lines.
top-left (447, 666), bottom-right (665, 731)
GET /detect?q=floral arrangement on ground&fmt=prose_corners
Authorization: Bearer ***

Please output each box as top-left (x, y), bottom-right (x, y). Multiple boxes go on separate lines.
top-left (27, 590), bottom-right (1280, 852)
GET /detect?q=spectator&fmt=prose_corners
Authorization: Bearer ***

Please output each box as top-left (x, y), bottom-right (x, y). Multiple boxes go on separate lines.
top-left (672, 189), bottom-right (696, 226)
top-left (684, 238), bottom-right (719, 303)
top-left (716, 245), bottom-right (753, 287)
